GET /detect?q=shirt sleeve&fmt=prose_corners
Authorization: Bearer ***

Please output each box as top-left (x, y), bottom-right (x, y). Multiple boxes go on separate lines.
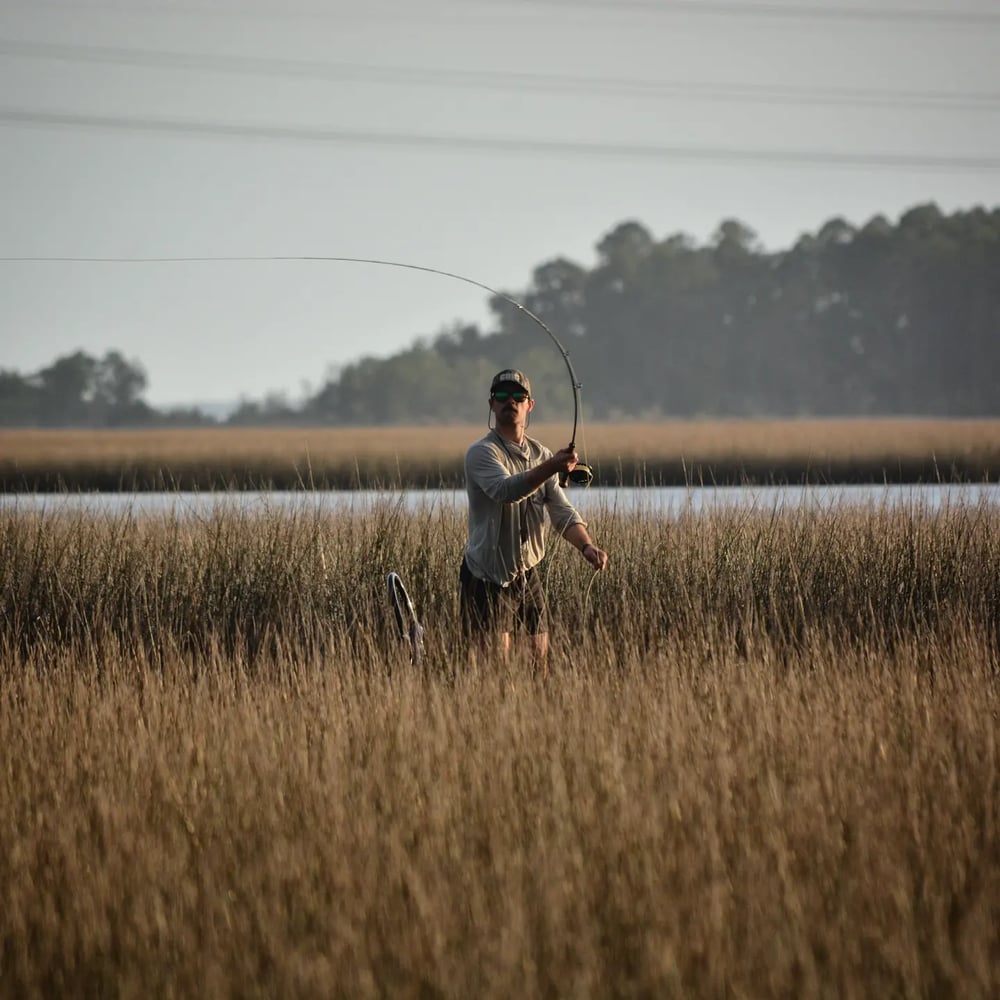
top-left (465, 439), bottom-right (541, 504)
top-left (541, 461), bottom-right (586, 535)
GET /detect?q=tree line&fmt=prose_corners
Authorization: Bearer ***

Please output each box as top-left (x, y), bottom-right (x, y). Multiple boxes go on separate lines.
top-left (0, 350), bottom-right (211, 429)
top-left (3, 202), bottom-right (997, 428)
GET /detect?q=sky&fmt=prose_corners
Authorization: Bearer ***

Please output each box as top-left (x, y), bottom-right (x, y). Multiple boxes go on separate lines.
top-left (1, 0), bottom-right (998, 408)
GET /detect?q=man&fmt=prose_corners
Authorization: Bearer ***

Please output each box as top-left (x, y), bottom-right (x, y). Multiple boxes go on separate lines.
top-left (460, 368), bottom-right (609, 664)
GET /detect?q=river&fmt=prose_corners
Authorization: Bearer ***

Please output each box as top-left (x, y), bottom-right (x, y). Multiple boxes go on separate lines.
top-left (2, 483), bottom-right (998, 518)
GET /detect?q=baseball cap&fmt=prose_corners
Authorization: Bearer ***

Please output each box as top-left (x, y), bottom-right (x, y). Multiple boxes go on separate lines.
top-left (490, 369), bottom-right (532, 396)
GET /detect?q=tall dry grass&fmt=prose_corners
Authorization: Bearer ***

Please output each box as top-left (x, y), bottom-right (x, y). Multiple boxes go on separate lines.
top-left (1, 500), bottom-right (999, 997)
top-left (3, 417), bottom-right (999, 490)
top-left (3, 497), bottom-right (998, 660)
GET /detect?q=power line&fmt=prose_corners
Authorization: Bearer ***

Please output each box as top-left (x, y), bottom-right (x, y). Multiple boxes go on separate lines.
top-left (2, 107), bottom-right (998, 171)
top-left (7, 0), bottom-right (1000, 27)
top-left (485, 0), bottom-right (1000, 26)
top-left (2, 38), bottom-right (997, 111)
top-left (0, 0), bottom-right (442, 17)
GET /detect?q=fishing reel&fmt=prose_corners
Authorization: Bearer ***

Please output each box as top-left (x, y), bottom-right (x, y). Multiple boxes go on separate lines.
top-left (558, 436), bottom-right (594, 487)
top-left (560, 461), bottom-right (594, 488)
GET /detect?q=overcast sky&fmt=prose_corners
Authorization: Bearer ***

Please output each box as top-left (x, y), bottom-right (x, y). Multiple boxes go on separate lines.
top-left (1, 0), bottom-right (998, 407)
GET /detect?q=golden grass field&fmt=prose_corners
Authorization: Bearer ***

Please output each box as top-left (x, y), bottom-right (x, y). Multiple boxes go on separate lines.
top-left (2, 417), bottom-right (999, 490)
top-left (2, 496), bottom-right (999, 997)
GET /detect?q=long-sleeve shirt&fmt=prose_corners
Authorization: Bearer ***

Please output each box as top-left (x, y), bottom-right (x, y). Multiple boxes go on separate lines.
top-left (463, 429), bottom-right (586, 587)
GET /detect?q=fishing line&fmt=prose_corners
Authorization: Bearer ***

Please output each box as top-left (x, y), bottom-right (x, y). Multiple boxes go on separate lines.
top-left (0, 253), bottom-right (593, 480)
top-left (2, 253), bottom-right (601, 664)
top-left (583, 567), bottom-right (602, 616)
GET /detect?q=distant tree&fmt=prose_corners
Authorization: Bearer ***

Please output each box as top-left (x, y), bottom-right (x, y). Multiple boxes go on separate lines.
top-left (228, 391), bottom-right (302, 426)
top-left (155, 404), bottom-right (218, 428)
top-left (432, 323), bottom-right (484, 363)
top-left (35, 350), bottom-right (97, 424)
top-left (95, 351), bottom-right (147, 409)
top-left (815, 217), bottom-right (856, 248)
top-left (712, 219), bottom-right (758, 257)
top-left (595, 220), bottom-right (655, 274)
top-left (0, 370), bottom-right (40, 426)
top-left (1, 348), bottom-right (157, 427)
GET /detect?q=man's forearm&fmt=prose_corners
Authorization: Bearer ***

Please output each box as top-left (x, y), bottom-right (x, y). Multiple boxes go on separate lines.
top-left (563, 521), bottom-right (609, 571)
top-left (562, 522), bottom-right (594, 553)
top-left (523, 456), bottom-right (560, 492)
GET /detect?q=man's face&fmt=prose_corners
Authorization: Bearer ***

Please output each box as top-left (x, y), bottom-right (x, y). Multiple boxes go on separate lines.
top-left (490, 384), bottom-right (533, 425)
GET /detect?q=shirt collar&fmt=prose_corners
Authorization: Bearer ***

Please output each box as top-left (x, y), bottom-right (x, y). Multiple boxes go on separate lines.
top-left (490, 428), bottom-right (530, 458)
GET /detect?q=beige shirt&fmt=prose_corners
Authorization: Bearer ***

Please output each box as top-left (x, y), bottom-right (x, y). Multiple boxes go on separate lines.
top-left (463, 429), bottom-right (585, 587)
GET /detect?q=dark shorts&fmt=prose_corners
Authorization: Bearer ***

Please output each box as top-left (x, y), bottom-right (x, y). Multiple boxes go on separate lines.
top-left (459, 559), bottom-right (548, 637)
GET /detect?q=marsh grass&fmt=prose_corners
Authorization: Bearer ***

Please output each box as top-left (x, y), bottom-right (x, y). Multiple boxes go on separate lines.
top-left (3, 418), bottom-right (999, 490)
top-left (4, 497), bottom-right (998, 661)
top-left (1, 501), bottom-right (999, 997)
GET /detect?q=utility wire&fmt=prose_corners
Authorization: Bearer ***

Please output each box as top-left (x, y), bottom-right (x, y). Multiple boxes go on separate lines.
top-left (483, 0), bottom-right (1000, 26)
top-left (7, 0), bottom-right (1000, 27)
top-left (2, 107), bottom-right (998, 171)
top-left (2, 38), bottom-right (997, 111)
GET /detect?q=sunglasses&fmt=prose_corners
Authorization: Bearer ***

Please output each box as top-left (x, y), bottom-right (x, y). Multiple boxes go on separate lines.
top-left (491, 391), bottom-right (530, 403)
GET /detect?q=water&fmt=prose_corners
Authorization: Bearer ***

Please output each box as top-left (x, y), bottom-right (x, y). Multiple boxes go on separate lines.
top-left (2, 483), bottom-right (998, 519)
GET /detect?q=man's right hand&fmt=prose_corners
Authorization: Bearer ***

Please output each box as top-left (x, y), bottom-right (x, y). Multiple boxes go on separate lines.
top-left (550, 446), bottom-right (579, 477)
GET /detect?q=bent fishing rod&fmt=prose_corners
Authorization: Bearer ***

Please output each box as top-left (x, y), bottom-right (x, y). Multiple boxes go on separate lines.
top-left (3, 253), bottom-right (598, 665)
top-left (0, 254), bottom-right (594, 485)
top-left (387, 571), bottom-right (424, 665)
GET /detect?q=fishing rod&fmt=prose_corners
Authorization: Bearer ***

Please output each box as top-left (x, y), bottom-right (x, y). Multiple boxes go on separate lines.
top-left (1, 254), bottom-right (595, 485)
top-left (387, 571), bottom-right (424, 665)
top-left (3, 253), bottom-right (596, 666)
